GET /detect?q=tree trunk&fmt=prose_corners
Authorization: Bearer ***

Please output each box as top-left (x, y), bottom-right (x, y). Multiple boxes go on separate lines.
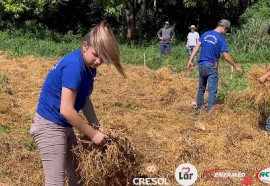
top-left (135, 0), bottom-right (146, 38)
top-left (124, 0), bottom-right (147, 40)
top-left (125, 2), bottom-right (135, 40)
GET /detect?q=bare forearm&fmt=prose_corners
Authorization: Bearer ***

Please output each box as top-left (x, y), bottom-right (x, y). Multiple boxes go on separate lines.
top-left (82, 99), bottom-right (99, 124)
top-left (62, 108), bottom-right (96, 139)
top-left (224, 53), bottom-right (237, 68)
top-left (189, 44), bottom-right (200, 62)
top-left (261, 71), bottom-right (270, 80)
top-left (157, 30), bottom-right (161, 38)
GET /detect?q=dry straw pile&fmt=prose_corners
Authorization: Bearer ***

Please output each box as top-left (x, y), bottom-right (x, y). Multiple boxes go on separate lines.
top-left (229, 66), bottom-right (270, 120)
top-left (244, 67), bottom-right (270, 113)
top-left (73, 130), bottom-right (141, 186)
top-left (1, 53), bottom-right (270, 185)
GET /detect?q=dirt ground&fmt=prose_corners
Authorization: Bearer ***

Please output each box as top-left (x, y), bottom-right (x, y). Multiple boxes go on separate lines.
top-left (0, 53), bottom-right (269, 186)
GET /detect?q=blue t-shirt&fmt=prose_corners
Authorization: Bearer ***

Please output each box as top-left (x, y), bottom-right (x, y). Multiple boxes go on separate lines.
top-left (37, 49), bottom-right (96, 127)
top-left (198, 30), bottom-right (228, 64)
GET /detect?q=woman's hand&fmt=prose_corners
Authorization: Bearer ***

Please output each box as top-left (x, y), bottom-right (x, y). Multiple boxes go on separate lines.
top-left (259, 76), bottom-right (267, 84)
top-left (91, 130), bottom-right (108, 145)
top-left (258, 71), bottom-right (270, 84)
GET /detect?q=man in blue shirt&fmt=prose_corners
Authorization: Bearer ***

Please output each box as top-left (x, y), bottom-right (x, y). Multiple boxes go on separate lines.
top-left (188, 19), bottom-right (243, 113)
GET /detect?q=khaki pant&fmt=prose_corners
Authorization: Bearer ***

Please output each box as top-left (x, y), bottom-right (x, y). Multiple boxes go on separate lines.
top-left (30, 113), bottom-right (81, 186)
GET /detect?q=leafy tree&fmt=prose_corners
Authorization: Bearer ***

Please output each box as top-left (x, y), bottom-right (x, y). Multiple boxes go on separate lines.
top-left (0, 0), bottom-right (260, 41)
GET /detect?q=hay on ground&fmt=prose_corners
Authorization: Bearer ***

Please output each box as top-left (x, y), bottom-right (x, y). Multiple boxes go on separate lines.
top-left (1, 53), bottom-right (270, 186)
top-left (73, 129), bottom-right (141, 186)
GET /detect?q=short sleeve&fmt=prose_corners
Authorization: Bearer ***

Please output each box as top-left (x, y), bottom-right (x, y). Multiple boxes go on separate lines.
top-left (199, 33), bottom-right (204, 43)
top-left (220, 38), bottom-right (229, 52)
top-left (62, 63), bottom-right (83, 90)
top-left (196, 32), bottom-right (200, 39)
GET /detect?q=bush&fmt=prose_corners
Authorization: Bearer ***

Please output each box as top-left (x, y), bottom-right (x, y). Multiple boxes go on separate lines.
top-left (228, 0), bottom-right (270, 63)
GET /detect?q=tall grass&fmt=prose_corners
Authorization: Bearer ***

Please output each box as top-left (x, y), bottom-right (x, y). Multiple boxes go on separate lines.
top-left (0, 29), bottom-right (191, 71)
top-left (120, 41), bottom-right (189, 70)
top-left (228, 0), bottom-right (270, 63)
top-left (228, 19), bottom-right (270, 63)
top-left (0, 29), bottom-right (79, 58)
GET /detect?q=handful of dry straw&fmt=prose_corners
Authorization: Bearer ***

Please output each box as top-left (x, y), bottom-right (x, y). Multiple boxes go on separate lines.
top-left (73, 129), bottom-right (141, 186)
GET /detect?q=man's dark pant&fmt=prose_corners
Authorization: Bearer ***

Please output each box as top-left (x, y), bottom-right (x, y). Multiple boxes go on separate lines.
top-left (160, 41), bottom-right (171, 55)
top-left (196, 63), bottom-right (218, 112)
top-left (188, 46), bottom-right (195, 56)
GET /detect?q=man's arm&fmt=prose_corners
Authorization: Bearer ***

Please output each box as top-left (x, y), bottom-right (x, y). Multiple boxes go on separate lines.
top-left (196, 32), bottom-right (200, 44)
top-left (186, 38), bottom-right (189, 47)
top-left (171, 29), bottom-right (175, 40)
top-left (186, 34), bottom-right (189, 47)
top-left (157, 29), bottom-right (162, 39)
top-left (188, 42), bottom-right (201, 70)
top-left (82, 98), bottom-right (100, 128)
top-left (223, 52), bottom-right (237, 68)
top-left (223, 52), bottom-right (243, 74)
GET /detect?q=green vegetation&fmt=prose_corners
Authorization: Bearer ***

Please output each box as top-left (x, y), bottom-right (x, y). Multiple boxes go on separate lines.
top-left (19, 139), bottom-right (37, 151)
top-left (0, 28), bottom-right (79, 58)
top-left (0, 74), bottom-right (9, 89)
top-left (0, 125), bottom-right (11, 133)
top-left (229, 0), bottom-right (270, 63)
top-left (19, 126), bottom-right (31, 134)
top-left (0, 0), bottom-right (253, 40)
top-left (216, 65), bottom-right (249, 104)
top-left (0, 74), bottom-right (12, 94)
top-left (121, 42), bottom-right (188, 70)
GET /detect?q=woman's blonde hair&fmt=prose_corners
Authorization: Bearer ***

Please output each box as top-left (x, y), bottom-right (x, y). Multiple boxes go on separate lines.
top-left (83, 21), bottom-right (126, 77)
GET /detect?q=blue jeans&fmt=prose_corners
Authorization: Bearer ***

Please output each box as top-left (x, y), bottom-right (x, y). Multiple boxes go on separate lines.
top-left (188, 46), bottom-right (196, 62)
top-left (188, 46), bottom-right (195, 56)
top-left (196, 63), bottom-right (218, 112)
top-left (160, 41), bottom-right (171, 55)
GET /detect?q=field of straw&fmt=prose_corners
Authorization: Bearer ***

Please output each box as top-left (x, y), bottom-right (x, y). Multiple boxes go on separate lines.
top-left (0, 52), bottom-right (269, 186)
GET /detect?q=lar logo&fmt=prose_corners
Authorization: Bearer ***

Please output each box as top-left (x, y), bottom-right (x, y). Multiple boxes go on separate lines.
top-left (256, 167), bottom-right (270, 184)
top-left (175, 163), bottom-right (198, 186)
top-left (144, 163), bottom-right (159, 176)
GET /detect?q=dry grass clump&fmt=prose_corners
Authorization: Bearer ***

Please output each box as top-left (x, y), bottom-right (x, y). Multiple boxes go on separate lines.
top-left (73, 129), bottom-right (142, 186)
top-left (248, 67), bottom-right (270, 115)
top-left (229, 66), bottom-right (270, 114)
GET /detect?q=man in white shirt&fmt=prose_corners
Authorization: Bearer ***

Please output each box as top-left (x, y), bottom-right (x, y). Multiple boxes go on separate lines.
top-left (186, 25), bottom-right (199, 62)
